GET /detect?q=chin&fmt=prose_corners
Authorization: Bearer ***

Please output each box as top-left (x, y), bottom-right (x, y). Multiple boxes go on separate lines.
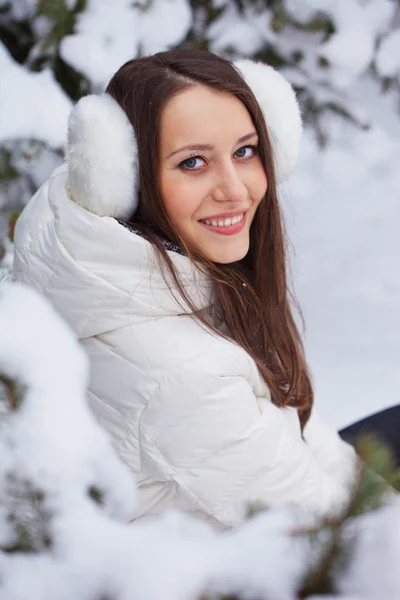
top-left (206, 241), bottom-right (250, 264)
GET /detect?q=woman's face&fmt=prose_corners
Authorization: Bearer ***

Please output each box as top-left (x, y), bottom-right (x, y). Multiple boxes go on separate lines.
top-left (158, 84), bottom-right (268, 264)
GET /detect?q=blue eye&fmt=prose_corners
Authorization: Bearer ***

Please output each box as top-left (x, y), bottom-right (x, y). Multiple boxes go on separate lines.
top-left (235, 145), bottom-right (257, 158)
top-left (180, 156), bottom-right (205, 170)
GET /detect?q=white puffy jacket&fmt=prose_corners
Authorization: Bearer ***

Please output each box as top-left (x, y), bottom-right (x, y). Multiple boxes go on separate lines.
top-left (13, 165), bottom-right (358, 529)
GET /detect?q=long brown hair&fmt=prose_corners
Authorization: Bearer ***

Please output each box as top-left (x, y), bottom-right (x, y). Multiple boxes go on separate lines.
top-left (106, 48), bottom-right (313, 430)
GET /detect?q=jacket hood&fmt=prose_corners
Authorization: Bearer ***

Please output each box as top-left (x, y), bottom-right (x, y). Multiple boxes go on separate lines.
top-left (13, 166), bottom-right (213, 339)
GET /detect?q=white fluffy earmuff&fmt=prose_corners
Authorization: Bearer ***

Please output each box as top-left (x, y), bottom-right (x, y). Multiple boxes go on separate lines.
top-left (65, 61), bottom-right (302, 219)
top-left (66, 93), bottom-right (138, 218)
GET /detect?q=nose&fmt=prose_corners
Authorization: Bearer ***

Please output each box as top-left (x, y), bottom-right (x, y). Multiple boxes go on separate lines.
top-left (212, 161), bottom-right (248, 204)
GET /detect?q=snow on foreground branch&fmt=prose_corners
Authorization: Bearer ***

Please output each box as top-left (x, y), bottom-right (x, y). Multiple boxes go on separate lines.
top-left (0, 282), bottom-right (400, 600)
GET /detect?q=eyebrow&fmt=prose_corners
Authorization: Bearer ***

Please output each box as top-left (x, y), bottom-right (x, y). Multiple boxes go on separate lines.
top-left (166, 131), bottom-right (258, 159)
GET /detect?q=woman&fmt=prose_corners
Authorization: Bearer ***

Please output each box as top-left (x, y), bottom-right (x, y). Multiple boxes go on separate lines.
top-left (13, 49), bottom-right (359, 529)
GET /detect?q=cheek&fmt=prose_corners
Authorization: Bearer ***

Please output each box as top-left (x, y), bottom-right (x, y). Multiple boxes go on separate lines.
top-left (159, 171), bottom-right (198, 225)
top-left (159, 171), bottom-right (179, 215)
top-left (160, 176), bottom-right (190, 229)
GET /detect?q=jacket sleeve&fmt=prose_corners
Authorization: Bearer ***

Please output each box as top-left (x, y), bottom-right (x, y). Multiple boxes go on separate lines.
top-left (303, 408), bottom-right (360, 489)
top-left (138, 353), bottom-right (359, 528)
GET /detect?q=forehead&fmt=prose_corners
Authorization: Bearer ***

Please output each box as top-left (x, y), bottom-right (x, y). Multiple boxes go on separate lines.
top-left (159, 84), bottom-right (254, 149)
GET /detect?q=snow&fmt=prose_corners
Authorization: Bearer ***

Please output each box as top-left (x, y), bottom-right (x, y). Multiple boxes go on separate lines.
top-left (283, 0), bottom-right (396, 92)
top-left (60, 0), bottom-right (192, 90)
top-left (205, 509), bottom-right (312, 599)
top-left (376, 28), bottom-right (400, 78)
top-left (0, 0), bottom-right (36, 20)
top-left (285, 89), bottom-right (400, 430)
top-left (337, 500), bottom-right (400, 598)
top-left (135, 0), bottom-right (193, 56)
top-left (208, 2), bottom-right (269, 57)
top-left (285, 0), bottom-right (396, 89)
top-left (0, 42), bottom-right (72, 148)
top-left (0, 283), bottom-right (136, 522)
top-left (318, 6), bottom-right (376, 89)
top-left (59, 0), bottom-right (138, 90)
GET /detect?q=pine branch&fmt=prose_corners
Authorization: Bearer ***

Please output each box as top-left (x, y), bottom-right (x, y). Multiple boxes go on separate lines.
top-left (1, 476), bottom-right (53, 554)
top-left (0, 374), bottom-right (19, 411)
top-left (296, 434), bottom-right (400, 597)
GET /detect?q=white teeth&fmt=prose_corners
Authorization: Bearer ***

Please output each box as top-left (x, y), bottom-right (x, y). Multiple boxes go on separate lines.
top-left (202, 213), bottom-right (244, 227)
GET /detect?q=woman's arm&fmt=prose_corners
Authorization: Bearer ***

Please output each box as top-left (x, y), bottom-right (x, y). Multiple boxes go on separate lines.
top-left (138, 353), bottom-right (359, 528)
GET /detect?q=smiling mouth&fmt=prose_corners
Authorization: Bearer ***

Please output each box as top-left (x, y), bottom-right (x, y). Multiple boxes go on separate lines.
top-left (198, 212), bottom-right (247, 236)
top-left (199, 213), bottom-right (245, 227)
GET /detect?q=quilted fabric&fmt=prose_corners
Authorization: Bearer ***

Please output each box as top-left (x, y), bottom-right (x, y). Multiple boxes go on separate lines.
top-left (13, 165), bottom-right (358, 529)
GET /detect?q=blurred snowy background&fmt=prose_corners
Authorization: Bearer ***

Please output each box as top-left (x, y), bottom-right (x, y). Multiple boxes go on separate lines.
top-left (1, 0), bottom-right (399, 429)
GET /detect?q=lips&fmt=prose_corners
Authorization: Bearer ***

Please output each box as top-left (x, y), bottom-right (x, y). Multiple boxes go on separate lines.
top-left (198, 211), bottom-right (247, 236)
top-left (199, 209), bottom-right (247, 222)
top-left (200, 212), bottom-right (245, 227)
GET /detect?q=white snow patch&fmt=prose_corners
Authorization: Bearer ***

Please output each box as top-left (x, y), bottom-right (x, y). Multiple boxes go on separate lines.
top-left (0, 283), bottom-right (137, 521)
top-left (208, 2), bottom-right (269, 57)
top-left (285, 113), bottom-right (400, 429)
top-left (0, 0), bottom-right (36, 20)
top-left (60, 0), bottom-right (138, 90)
top-left (136, 0), bottom-right (193, 56)
top-left (376, 28), bottom-right (400, 78)
top-left (0, 42), bottom-right (72, 148)
top-left (60, 0), bottom-right (192, 90)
